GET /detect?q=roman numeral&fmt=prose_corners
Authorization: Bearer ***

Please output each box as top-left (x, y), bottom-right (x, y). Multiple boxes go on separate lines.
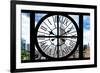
top-left (39, 42), bottom-right (46, 47)
top-left (40, 26), bottom-right (47, 31)
top-left (62, 50), bottom-right (66, 56)
top-left (47, 19), bottom-right (52, 25)
top-left (69, 41), bottom-right (75, 48)
top-left (47, 49), bottom-right (52, 56)
top-left (59, 16), bottom-right (64, 24)
top-left (42, 44), bottom-right (49, 50)
top-left (52, 15), bottom-right (57, 28)
top-left (64, 18), bottom-right (69, 26)
top-left (59, 16), bottom-right (69, 27)
top-left (53, 47), bottom-right (57, 57)
top-left (62, 46), bottom-right (72, 56)
top-left (40, 42), bottom-right (49, 51)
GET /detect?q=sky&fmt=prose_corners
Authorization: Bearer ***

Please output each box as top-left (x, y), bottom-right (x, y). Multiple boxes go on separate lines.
top-left (83, 16), bottom-right (90, 45)
top-left (21, 13), bottom-right (30, 44)
top-left (21, 13), bottom-right (90, 45)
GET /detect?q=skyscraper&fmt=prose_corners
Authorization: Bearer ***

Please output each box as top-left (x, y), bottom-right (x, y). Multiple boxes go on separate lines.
top-left (21, 38), bottom-right (26, 50)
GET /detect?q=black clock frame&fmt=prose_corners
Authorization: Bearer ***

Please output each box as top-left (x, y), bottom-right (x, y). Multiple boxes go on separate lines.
top-left (11, 0), bottom-right (97, 73)
top-left (35, 14), bottom-right (79, 60)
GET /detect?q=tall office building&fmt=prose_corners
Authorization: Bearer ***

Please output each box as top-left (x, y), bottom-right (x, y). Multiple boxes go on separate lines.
top-left (26, 44), bottom-right (30, 51)
top-left (21, 38), bottom-right (26, 50)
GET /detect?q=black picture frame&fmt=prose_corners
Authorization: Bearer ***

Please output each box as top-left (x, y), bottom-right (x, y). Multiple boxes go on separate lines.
top-left (10, 0), bottom-right (97, 73)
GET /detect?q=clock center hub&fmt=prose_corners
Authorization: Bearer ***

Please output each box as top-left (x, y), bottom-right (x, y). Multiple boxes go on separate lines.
top-left (49, 28), bottom-right (66, 46)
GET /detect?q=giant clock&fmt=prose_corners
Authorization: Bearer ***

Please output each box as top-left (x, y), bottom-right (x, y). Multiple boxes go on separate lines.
top-left (35, 14), bottom-right (79, 59)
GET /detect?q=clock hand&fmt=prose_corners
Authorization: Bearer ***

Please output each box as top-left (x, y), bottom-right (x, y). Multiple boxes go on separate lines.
top-left (61, 26), bottom-right (73, 36)
top-left (61, 39), bottom-right (65, 42)
top-left (49, 31), bottom-right (56, 36)
top-left (67, 29), bottom-right (72, 33)
top-left (60, 29), bottom-right (71, 36)
top-left (51, 39), bottom-right (55, 41)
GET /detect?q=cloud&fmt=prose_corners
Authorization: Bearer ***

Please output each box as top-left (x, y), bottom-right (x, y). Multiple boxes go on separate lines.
top-left (83, 16), bottom-right (90, 30)
top-left (83, 16), bottom-right (90, 45)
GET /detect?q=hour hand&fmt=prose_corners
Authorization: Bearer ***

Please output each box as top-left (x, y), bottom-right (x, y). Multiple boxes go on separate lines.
top-left (61, 39), bottom-right (65, 42)
top-left (49, 31), bottom-right (55, 35)
top-left (66, 29), bottom-right (72, 33)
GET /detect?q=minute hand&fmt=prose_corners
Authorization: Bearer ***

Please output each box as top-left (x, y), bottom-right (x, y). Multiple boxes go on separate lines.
top-left (61, 26), bottom-right (73, 36)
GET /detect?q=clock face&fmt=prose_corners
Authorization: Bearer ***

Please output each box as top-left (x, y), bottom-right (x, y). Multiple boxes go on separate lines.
top-left (35, 14), bottom-right (79, 59)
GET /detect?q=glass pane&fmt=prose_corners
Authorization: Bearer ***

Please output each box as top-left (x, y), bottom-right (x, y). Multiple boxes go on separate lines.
top-left (21, 12), bottom-right (30, 61)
